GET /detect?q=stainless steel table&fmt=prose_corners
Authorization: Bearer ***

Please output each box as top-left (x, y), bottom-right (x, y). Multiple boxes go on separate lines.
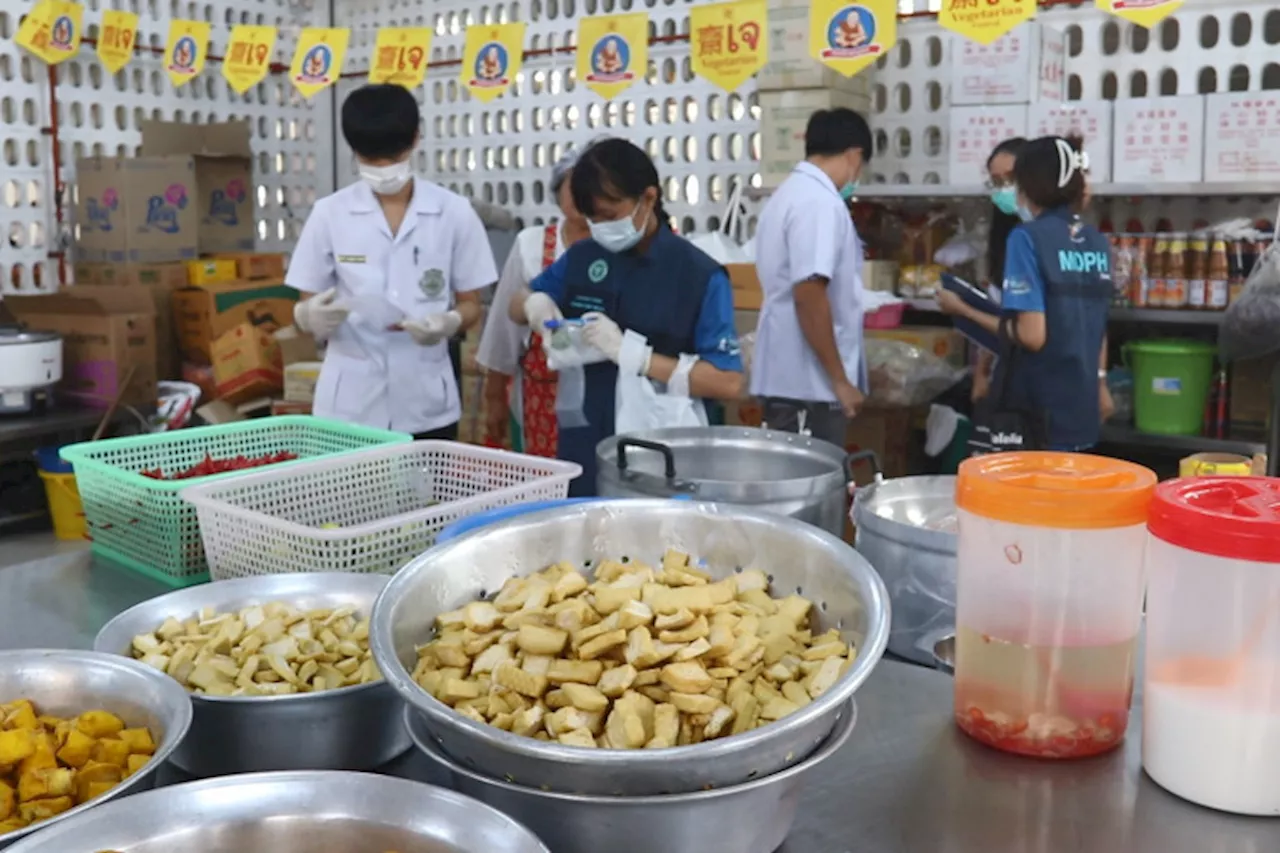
top-left (2, 548), bottom-right (1278, 852)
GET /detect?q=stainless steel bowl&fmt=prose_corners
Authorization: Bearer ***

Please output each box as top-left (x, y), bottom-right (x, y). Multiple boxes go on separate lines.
top-left (1, 770), bottom-right (551, 853)
top-left (407, 701), bottom-right (857, 853)
top-left (0, 649), bottom-right (192, 850)
top-left (371, 499), bottom-right (889, 795)
top-left (94, 572), bottom-right (410, 777)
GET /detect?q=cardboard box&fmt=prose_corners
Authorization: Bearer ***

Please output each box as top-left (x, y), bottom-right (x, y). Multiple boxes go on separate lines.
top-left (845, 405), bottom-right (913, 484)
top-left (283, 361), bottom-right (322, 404)
top-left (75, 156), bottom-right (200, 263)
top-left (74, 262), bottom-right (191, 381)
top-left (274, 325), bottom-right (319, 367)
top-left (172, 278), bottom-right (299, 364)
top-left (760, 90), bottom-right (873, 188)
top-left (948, 105), bottom-right (1030, 186)
top-left (211, 322), bottom-right (282, 405)
top-left (757, 0), bottom-right (876, 93)
top-left (862, 260), bottom-right (899, 294)
top-left (867, 326), bottom-right (967, 368)
top-left (271, 400), bottom-right (313, 416)
top-left (6, 285), bottom-right (156, 408)
top-left (215, 252), bottom-right (287, 280)
top-left (187, 258), bottom-right (238, 286)
top-left (141, 120), bottom-right (255, 255)
top-left (1203, 92), bottom-right (1280, 183)
top-left (726, 263), bottom-right (762, 310)
top-left (949, 24), bottom-right (1065, 106)
top-left (1229, 353), bottom-right (1276, 431)
top-left (1028, 100), bottom-right (1115, 183)
top-left (1112, 96), bottom-right (1205, 184)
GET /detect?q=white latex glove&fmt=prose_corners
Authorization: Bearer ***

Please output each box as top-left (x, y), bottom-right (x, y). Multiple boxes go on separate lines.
top-left (581, 312), bottom-right (624, 363)
top-left (293, 288), bottom-right (350, 341)
top-left (523, 292), bottom-right (563, 332)
top-left (401, 310), bottom-right (462, 346)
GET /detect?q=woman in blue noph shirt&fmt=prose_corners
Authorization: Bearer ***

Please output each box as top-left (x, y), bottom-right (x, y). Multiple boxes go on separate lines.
top-left (937, 135), bottom-right (1114, 451)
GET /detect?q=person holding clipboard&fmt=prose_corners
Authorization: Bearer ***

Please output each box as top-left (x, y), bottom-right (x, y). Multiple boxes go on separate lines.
top-left (935, 135), bottom-right (1114, 453)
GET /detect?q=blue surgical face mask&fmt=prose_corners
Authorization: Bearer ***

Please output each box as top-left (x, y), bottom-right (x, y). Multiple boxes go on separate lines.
top-left (840, 181), bottom-right (858, 201)
top-left (990, 187), bottom-right (1018, 216)
top-left (589, 203), bottom-right (647, 253)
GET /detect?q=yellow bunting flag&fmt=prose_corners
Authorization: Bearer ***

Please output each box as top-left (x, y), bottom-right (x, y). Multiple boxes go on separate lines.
top-left (164, 19), bottom-right (210, 87)
top-left (96, 9), bottom-right (138, 73)
top-left (690, 0), bottom-right (767, 93)
top-left (809, 0), bottom-right (896, 78)
top-left (290, 27), bottom-right (348, 99)
top-left (222, 24), bottom-right (276, 93)
top-left (577, 13), bottom-right (648, 101)
top-left (369, 27), bottom-right (433, 89)
top-left (1095, 0), bottom-right (1182, 30)
top-left (461, 22), bottom-right (525, 103)
top-left (939, 0), bottom-right (1034, 46)
top-left (16, 0), bottom-right (82, 65)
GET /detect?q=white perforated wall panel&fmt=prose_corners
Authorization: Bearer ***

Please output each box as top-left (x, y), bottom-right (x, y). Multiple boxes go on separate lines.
top-left (0, 0), bottom-right (334, 295)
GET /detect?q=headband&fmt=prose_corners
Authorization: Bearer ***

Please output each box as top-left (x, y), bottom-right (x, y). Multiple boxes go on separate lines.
top-left (1054, 138), bottom-right (1090, 188)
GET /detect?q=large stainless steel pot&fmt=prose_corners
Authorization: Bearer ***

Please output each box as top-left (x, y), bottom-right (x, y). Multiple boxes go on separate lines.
top-left (371, 499), bottom-right (889, 796)
top-left (596, 427), bottom-right (850, 536)
top-left (850, 451), bottom-right (958, 666)
top-left (94, 572), bottom-right (410, 777)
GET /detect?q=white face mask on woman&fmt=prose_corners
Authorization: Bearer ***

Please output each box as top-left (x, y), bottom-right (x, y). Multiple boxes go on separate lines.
top-left (359, 160), bottom-right (412, 195)
top-left (589, 203), bottom-right (649, 253)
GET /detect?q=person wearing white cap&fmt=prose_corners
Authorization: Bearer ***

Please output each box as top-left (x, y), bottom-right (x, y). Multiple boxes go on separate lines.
top-left (476, 142), bottom-right (596, 455)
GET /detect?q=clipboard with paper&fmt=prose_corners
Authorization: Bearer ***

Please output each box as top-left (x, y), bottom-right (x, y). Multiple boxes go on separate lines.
top-left (941, 272), bottom-right (1000, 354)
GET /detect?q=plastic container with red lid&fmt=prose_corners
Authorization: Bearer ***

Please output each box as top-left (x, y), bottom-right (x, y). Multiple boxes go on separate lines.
top-left (1143, 476), bottom-right (1280, 815)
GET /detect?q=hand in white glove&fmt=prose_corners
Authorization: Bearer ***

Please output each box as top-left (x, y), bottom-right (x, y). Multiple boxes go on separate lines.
top-left (293, 288), bottom-right (350, 341)
top-left (400, 310), bottom-right (462, 346)
top-left (581, 312), bottom-right (624, 363)
top-left (523, 292), bottom-right (563, 332)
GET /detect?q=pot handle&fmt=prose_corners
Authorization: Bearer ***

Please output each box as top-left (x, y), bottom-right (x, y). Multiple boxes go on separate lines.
top-left (616, 437), bottom-right (677, 480)
top-left (845, 449), bottom-right (883, 485)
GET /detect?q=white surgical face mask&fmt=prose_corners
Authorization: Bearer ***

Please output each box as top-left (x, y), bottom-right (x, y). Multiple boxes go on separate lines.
top-left (359, 160), bottom-right (412, 195)
top-left (589, 203), bottom-right (647, 253)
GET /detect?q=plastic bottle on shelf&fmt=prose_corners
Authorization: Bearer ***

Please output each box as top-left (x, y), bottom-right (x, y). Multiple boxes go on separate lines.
top-left (952, 453), bottom-right (1157, 759)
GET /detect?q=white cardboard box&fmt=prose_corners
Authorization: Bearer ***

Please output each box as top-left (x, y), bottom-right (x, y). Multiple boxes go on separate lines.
top-left (947, 105), bottom-right (1030, 186)
top-left (1203, 92), bottom-right (1280, 183)
top-left (1028, 101), bottom-right (1115, 183)
top-left (760, 89), bottom-right (873, 188)
top-left (949, 24), bottom-right (1065, 106)
top-left (1112, 96), bottom-right (1205, 184)
top-left (757, 0), bottom-right (875, 93)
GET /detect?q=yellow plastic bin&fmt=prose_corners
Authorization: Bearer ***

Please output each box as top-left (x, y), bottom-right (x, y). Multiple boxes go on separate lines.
top-left (38, 470), bottom-right (87, 540)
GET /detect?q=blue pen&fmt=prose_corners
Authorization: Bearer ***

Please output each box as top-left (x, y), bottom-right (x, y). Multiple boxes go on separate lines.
top-left (413, 246), bottom-right (419, 266)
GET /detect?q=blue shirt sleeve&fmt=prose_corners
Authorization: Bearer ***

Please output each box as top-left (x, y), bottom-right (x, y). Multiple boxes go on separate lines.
top-left (693, 270), bottom-right (744, 372)
top-left (1001, 228), bottom-right (1046, 313)
top-left (529, 252), bottom-right (569, 303)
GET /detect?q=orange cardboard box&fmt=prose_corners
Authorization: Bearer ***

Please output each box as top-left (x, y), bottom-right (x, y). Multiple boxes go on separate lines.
top-left (726, 263), bottom-right (762, 311)
top-left (210, 322), bottom-right (282, 405)
top-left (214, 252), bottom-right (287, 280)
top-left (172, 277), bottom-right (297, 364)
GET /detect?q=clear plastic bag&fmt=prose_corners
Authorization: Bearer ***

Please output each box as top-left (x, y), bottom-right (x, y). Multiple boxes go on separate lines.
top-left (1220, 218), bottom-right (1280, 362)
top-left (865, 338), bottom-right (967, 407)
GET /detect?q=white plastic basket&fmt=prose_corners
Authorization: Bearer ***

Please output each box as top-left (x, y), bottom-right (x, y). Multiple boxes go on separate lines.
top-left (180, 441), bottom-right (582, 580)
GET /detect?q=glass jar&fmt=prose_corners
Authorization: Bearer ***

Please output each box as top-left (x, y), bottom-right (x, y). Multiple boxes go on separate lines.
top-left (953, 452), bottom-right (1157, 758)
top-left (1144, 477), bottom-right (1280, 814)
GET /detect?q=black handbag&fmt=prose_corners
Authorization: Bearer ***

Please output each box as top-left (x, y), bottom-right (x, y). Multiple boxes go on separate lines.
top-left (967, 317), bottom-right (1048, 456)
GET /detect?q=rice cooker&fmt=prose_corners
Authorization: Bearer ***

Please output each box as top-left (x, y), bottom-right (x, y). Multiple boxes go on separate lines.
top-left (0, 323), bottom-right (62, 414)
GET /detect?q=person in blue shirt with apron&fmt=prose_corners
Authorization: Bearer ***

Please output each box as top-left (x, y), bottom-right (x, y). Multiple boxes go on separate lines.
top-left (510, 138), bottom-right (745, 496)
top-left (937, 135), bottom-right (1113, 452)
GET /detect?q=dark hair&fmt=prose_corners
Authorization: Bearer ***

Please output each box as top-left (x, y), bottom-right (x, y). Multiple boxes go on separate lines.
top-left (804, 108), bottom-right (873, 160)
top-left (987, 137), bottom-right (1026, 286)
top-left (341, 85), bottom-right (420, 160)
top-left (570, 138), bottom-right (669, 226)
top-left (1013, 134), bottom-right (1087, 212)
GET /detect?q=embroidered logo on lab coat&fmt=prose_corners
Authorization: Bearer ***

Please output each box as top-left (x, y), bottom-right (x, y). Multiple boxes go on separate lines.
top-left (419, 268), bottom-right (446, 298)
top-left (587, 259), bottom-right (608, 283)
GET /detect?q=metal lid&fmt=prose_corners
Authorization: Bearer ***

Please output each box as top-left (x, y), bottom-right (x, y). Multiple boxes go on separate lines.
top-left (0, 327), bottom-right (59, 345)
top-left (597, 427), bottom-right (847, 503)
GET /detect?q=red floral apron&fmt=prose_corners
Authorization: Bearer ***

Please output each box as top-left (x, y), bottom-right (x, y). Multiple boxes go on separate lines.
top-left (517, 224), bottom-right (560, 458)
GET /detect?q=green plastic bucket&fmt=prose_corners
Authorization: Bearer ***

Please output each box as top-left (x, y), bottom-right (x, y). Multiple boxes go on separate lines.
top-left (1125, 339), bottom-right (1217, 436)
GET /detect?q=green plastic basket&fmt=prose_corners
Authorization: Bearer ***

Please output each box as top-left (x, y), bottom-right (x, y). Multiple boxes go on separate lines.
top-left (59, 416), bottom-right (410, 587)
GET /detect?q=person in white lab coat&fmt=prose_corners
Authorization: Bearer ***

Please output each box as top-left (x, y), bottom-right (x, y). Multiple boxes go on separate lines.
top-left (476, 144), bottom-right (594, 454)
top-left (750, 108), bottom-right (872, 447)
top-left (288, 85), bottom-right (497, 438)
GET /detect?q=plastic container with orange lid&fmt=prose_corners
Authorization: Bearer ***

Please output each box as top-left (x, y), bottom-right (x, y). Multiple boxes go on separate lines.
top-left (1143, 477), bottom-right (1280, 814)
top-left (952, 452), bottom-right (1157, 758)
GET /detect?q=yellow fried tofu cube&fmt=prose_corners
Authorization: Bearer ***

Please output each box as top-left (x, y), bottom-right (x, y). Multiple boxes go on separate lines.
top-left (17, 740), bottom-right (57, 777)
top-left (55, 729), bottom-right (95, 769)
top-left (0, 730), bottom-right (34, 766)
top-left (117, 728), bottom-right (156, 756)
top-left (92, 738), bottom-right (131, 769)
top-left (18, 796), bottom-right (73, 823)
top-left (0, 781), bottom-right (14, 820)
top-left (81, 779), bottom-right (117, 801)
top-left (3, 703), bottom-right (38, 732)
top-left (75, 710), bottom-right (124, 739)
top-left (0, 817), bottom-right (25, 834)
top-left (17, 767), bottom-right (73, 802)
top-left (73, 761), bottom-right (122, 803)
top-left (125, 753), bottom-right (150, 777)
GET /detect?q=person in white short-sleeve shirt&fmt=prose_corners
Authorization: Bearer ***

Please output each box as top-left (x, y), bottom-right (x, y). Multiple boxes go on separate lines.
top-left (287, 84), bottom-right (497, 438)
top-left (750, 108), bottom-right (872, 448)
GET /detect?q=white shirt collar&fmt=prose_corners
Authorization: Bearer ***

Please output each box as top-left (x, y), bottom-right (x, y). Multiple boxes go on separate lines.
top-left (793, 161), bottom-right (841, 198)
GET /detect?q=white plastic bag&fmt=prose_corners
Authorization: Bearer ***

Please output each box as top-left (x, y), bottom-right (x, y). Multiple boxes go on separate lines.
top-left (688, 183), bottom-right (754, 263)
top-left (615, 331), bottom-right (707, 434)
